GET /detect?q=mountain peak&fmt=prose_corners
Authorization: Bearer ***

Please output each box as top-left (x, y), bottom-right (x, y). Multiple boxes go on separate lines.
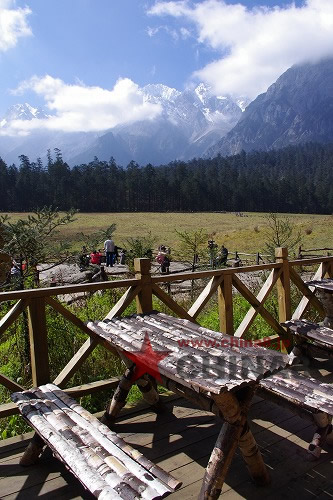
top-left (206, 58), bottom-right (333, 158)
top-left (142, 84), bottom-right (181, 103)
top-left (0, 82), bottom-right (244, 166)
top-left (3, 103), bottom-right (50, 123)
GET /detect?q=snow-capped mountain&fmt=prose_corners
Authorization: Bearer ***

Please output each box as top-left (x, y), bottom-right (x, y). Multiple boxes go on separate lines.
top-left (0, 103), bottom-right (50, 127)
top-left (0, 84), bottom-right (245, 166)
top-left (86, 83), bottom-right (245, 166)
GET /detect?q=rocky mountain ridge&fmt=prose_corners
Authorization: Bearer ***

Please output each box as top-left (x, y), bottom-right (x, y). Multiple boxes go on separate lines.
top-left (206, 58), bottom-right (333, 158)
top-left (0, 84), bottom-right (245, 166)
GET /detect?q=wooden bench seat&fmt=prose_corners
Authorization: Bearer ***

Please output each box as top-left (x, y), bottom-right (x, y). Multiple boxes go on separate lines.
top-left (258, 369), bottom-right (333, 458)
top-left (283, 319), bottom-right (333, 353)
top-left (258, 369), bottom-right (333, 417)
top-left (11, 384), bottom-right (181, 499)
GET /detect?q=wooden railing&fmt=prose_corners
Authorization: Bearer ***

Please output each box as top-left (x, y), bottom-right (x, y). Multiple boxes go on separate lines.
top-left (298, 245), bottom-right (333, 259)
top-left (0, 247), bottom-right (332, 420)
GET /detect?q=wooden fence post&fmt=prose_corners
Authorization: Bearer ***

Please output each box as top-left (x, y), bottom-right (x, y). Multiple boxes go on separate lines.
top-left (323, 259), bottom-right (333, 278)
top-left (275, 247), bottom-right (292, 322)
top-left (28, 297), bottom-right (50, 386)
top-left (275, 247), bottom-right (292, 351)
top-left (218, 273), bottom-right (233, 335)
top-left (134, 258), bottom-right (153, 314)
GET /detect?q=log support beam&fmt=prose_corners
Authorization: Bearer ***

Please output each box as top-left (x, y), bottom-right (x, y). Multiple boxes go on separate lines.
top-left (199, 388), bottom-right (269, 500)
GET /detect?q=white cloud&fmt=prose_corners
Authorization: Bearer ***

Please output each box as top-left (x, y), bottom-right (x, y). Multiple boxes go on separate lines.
top-left (180, 26), bottom-right (191, 39)
top-left (2, 75), bottom-right (162, 135)
top-left (0, 0), bottom-right (32, 52)
top-left (148, 0), bottom-right (333, 99)
top-left (147, 24), bottom-right (181, 41)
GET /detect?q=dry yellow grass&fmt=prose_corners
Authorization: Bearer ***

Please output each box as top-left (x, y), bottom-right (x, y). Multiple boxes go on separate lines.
top-left (3, 211), bottom-right (333, 255)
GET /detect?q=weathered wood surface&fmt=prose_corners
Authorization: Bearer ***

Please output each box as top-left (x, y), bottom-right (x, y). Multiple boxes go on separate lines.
top-left (88, 312), bottom-right (289, 395)
top-left (283, 319), bottom-right (333, 351)
top-left (259, 369), bottom-right (333, 415)
top-left (306, 278), bottom-right (333, 293)
top-left (11, 384), bottom-right (181, 499)
top-left (28, 297), bottom-right (50, 386)
top-left (2, 394), bottom-right (333, 499)
top-left (0, 379), bottom-right (121, 420)
top-left (187, 275), bottom-right (224, 319)
top-left (217, 274), bottom-right (233, 336)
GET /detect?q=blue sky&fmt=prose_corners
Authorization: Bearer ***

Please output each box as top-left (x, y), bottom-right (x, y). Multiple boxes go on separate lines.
top-left (1, 0), bottom-right (332, 135)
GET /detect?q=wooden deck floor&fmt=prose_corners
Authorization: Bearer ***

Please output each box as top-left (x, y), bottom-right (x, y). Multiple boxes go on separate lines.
top-left (0, 394), bottom-right (332, 499)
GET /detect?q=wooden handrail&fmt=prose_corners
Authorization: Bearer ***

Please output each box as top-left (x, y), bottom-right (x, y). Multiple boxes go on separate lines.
top-left (152, 262), bottom-right (282, 283)
top-left (1, 250), bottom-right (333, 422)
top-left (0, 277), bottom-right (140, 302)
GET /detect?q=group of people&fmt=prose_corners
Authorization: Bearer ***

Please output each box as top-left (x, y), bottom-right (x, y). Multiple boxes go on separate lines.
top-left (78, 237), bottom-right (126, 272)
top-left (78, 237), bottom-right (228, 275)
top-left (208, 240), bottom-right (229, 268)
top-left (156, 245), bottom-right (171, 273)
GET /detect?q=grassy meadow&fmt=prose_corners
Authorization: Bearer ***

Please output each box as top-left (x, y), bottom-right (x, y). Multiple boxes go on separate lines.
top-left (3, 211), bottom-right (333, 255)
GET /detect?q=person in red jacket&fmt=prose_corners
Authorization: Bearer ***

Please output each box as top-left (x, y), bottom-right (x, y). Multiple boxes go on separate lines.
top-left (90, 250), bottom-right (101, 265)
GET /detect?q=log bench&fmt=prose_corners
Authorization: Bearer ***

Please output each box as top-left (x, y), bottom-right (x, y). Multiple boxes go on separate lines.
top-left (283, 319), bottom-right (333, 356)
top-left (11, 384), bottom-right (181, 499)
top-left (258, 369), bottom-right (333, 458)
top-left (258, 318), bottom-right (333, 459)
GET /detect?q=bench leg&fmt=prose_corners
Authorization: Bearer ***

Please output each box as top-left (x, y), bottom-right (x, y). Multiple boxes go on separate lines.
top-left (199, 415), bottom-right (244, 500)
top-left (20, 433), bottom-right (45, 466)
top-left (308, 413), bottom-right (333, 460)
top-left (102, 361), bottom-right (166, 425)
top-left (199, 388), bottom-right (269, 500)
top-left (137, 374), bottom-right (168, 413)
top-left (238, 421), bottom-right (270, 485)
top-left (102, 365), bottom-right (136, 425)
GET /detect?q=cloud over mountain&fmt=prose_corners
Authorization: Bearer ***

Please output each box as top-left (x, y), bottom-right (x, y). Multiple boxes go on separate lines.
top-left (4, 75), bottom-right (162, 135)
top-left (148, 0), bottom-right (333, 99)
top-left (0, 0), bottom-right (32, 52)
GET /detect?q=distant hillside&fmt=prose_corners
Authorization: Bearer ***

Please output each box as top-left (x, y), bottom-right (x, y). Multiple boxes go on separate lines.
top-left (207, 58), bottom-right (333, 157)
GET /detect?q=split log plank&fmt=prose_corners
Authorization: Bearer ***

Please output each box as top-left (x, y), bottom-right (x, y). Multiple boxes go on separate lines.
top-left (133, 314), bottom-right (288, 381)
top-left (115, 316), bottom-right (259, 388)
top-left (259, 370), bottom-right (333, 415)
top-left (145, 313), bottom-right (289, 370)
top-left (89, 320), bottom-right (224, 394)
top-left (89, 313), bottom-right (288, 394)
top-left (283, 319), bottom-right (333, 351)
top-left (11, 385), bottom-right (181, 499)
